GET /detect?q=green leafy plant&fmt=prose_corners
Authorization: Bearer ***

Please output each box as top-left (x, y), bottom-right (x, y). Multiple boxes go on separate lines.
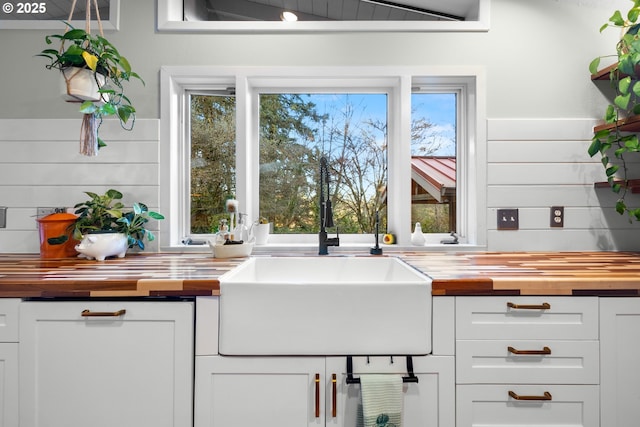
top-left (37, 23), bottom-right (144, 151)
top-left (49, 189), bottom-right (164, 250)
top-left (589, 1), bottom-right (640, 221)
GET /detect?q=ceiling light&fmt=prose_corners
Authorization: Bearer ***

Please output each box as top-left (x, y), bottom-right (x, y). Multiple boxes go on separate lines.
top-left (280, 11), bottom-right (298, 22)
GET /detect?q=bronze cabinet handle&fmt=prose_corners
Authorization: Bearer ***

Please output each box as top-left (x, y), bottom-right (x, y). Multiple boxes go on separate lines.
top-left (332, 373), bottom-right (337, 418)
top-left (507, 302), bottom-right (551, 310)
top-left (81, 309), bottom-right (126, 317)
top-left (315, 373), bottom-right (320, 418)
top-left (508, 346), bottom-right (552, 355)
top-left (509, 390), bottom-right (552, 401)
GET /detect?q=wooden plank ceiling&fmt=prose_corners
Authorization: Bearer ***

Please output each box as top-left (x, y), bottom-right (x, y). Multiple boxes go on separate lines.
top-left (202, 0), bottom-right (478, 21)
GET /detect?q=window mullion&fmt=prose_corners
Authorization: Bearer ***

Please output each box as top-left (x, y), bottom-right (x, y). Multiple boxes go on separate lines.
top-left (235, 75), bottom-right (258, 225)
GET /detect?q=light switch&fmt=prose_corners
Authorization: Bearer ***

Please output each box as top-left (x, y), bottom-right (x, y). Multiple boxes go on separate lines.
top-left (0, 207), bottom-right (6, 228)
top-left (497, 208), bottom-right (519, 230)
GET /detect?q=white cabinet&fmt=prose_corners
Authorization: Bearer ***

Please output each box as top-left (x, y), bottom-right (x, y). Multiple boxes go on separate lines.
top-left (195, 355), bottom-right (326, 427)
top-left (19, 300), bottom-right (194, 427)
top-left (457, 384), bottom-right (599, 426)
top-left (455, 296), bottom-right (600, 427)
top-left (600, 298), bottom-right (640, 427)
top-left (327, 356), bottom-right (455, 427)
top-left (0, 299), bottom-right (19, 427)
top-left (194, 355), bottom-right (454, 427)
top-left (194, 297), bottom-right (454, 427)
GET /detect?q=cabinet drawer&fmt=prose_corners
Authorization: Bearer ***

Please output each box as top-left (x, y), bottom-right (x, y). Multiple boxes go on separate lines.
top-left (0, 299), bottom-right (19, 342)
top-left (456, 297), bottom-right (598, 340)
top-left (456, 340), bottom-right (599, 384)
top-left (456, 384), bottom-right (599, 427)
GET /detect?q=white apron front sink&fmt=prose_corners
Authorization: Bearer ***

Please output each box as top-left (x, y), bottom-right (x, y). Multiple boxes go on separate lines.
top-left (218, 256), bottom-right (432, 356)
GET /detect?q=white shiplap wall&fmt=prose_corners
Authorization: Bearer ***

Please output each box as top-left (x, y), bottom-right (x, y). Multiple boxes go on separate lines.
top-left (0, 118), bottom-right (160, 253)
top-left (487, 118), bottom-right (640, 251)
top-left (1, 117), bottom-right (639, 253)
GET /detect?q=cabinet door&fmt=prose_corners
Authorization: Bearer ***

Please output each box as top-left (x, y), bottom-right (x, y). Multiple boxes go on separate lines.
top-left (19, 301), bottom-right (194, 427)
top-left (0, 344), bottom-right (18, 427)
top-left (601, 298), bottom-right (640, 427)
top-left (0, 299), bottom-right (19, 427)
top-left (326, 355), bottom-right (455, 427)
top-left (195, 355), bottom-right (326, 427)
top-left (0, 299), bottom-right (19, 342)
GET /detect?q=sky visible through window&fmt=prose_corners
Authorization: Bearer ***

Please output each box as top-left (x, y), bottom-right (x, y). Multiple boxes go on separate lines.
top-left (305, 92), bottom-right (456, 156)
top-left (411, 93), bottom-right (456, 156)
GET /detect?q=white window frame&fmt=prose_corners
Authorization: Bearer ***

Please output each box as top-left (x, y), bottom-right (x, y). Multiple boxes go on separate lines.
top-left (160, 65), bottom-right (487, 249)
top-left (157, 0), bottom-right (491, 33)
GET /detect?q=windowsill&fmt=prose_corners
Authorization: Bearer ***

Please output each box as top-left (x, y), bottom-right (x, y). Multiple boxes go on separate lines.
top-left (161, 243), bottom-right (486, 254)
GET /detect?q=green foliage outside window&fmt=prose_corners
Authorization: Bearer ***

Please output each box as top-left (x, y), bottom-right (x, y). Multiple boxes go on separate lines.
top-left (189, 91), bottom-right (454, 235)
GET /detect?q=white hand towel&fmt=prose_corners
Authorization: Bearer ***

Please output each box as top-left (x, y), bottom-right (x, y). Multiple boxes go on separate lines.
top-left (359, 374), bottom-right (403, 427)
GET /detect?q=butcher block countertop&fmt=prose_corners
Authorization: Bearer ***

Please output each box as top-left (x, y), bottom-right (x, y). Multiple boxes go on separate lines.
top-left (0, 251), bottom-right (640, 298)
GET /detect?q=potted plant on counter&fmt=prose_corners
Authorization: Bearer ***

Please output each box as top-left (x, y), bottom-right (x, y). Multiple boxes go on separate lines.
top-left (49, 189), bottom-right (164, 261)
top-left (37, 23), bottom-right (144, 156)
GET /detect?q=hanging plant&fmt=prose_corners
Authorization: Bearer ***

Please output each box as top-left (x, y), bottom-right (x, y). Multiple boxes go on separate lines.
top-left (588, 0), bottom-right (640, 221)
top-left (589, 1), bottom-right (640, 221)
top-left (36, 1), bottom-right (144, 156)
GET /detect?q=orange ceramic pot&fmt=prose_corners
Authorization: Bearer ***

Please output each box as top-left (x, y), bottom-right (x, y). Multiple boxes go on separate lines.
top-left (36, 213), bottom-right (78, 258)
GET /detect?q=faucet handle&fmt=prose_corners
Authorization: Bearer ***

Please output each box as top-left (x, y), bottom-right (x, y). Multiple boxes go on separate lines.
top-left (325, 199), bottom-right (334, 228)
top-left (331, 227), bottom-right (340, 247)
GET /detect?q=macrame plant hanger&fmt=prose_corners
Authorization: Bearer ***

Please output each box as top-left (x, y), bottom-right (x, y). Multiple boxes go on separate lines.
top-left (63, 0), bottom-right (105, 156)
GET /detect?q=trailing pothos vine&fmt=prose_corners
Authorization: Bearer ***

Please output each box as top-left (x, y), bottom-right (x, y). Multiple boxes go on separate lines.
top-left (589, 1), bottom-right (640, 221)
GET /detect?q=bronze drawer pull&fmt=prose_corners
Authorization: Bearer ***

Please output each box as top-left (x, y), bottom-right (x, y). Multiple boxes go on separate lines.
top-left (508, 346), bottom-right (551, 355)
top-left (331, 373), bottom-right (337, 418)
top-left (315, 373), bottom-right (320, 418)
top-left (509, 390), bottom-right (552, 401)
top-left (507, 302), bottom-right (551, 310)
top-left (81, 309), bottom-right (126, 317)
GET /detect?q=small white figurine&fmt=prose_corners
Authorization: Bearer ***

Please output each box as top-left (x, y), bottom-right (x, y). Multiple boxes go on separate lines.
top-left (411, 222), bottom-right (425, 246)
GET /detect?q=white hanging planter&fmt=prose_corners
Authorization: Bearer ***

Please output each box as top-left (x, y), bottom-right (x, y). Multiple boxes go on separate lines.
top-left (60, 66), bottom-right (106, 103)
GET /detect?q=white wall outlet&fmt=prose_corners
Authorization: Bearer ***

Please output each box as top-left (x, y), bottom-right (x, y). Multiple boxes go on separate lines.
top-left (551, 206), bottom-right (564, 228)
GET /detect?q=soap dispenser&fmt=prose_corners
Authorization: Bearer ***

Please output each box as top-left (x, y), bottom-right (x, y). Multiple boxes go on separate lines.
top-left (411, 222), bottom-right (425, 246)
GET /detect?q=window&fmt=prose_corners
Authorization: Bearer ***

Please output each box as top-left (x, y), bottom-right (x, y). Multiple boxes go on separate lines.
top-left (258, 93), bottom-right (388, 235)
top-left (410, 91), bottom-right (457, 234)
top-left (189, 92), bottom-right (236, 234)
top-left (157, 0), bottom-right (491, 32)
top-left (160, 66), bottom-right (486, 247)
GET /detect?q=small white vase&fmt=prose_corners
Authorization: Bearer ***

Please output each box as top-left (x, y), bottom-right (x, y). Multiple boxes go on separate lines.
top-left (253, 223), bottom-right (271, 245)
top-left (60, 67), bottom-right (106, 103)
top-left (75, 232), bottom-right (128, 261)
top-left (411, 222), bottom-right (425, 246)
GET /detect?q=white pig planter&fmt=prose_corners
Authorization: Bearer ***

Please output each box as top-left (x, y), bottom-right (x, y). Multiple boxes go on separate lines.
top-left (75, 233), bottom-right (129, 261)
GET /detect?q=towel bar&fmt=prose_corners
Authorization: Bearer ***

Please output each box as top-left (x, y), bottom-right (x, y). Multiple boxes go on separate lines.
top-left (345, 356), bottom-right (419, 384)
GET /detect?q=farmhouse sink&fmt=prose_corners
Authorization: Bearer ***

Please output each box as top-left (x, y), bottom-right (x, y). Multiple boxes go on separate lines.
top-left (218, 256), bottom-right (432, 356)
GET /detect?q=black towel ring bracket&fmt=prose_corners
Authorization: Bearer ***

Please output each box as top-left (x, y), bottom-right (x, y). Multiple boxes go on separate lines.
top-left (345, 355), bottom-right (419, 384)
